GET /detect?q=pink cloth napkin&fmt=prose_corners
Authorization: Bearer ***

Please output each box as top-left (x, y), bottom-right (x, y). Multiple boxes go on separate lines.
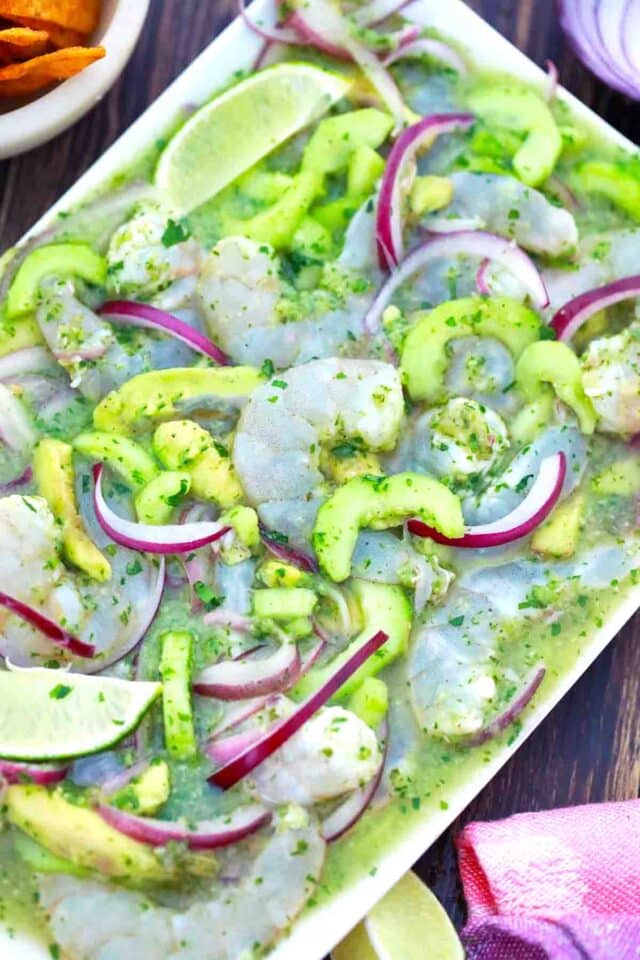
top-left (456, 800), bottom-right (640, 959)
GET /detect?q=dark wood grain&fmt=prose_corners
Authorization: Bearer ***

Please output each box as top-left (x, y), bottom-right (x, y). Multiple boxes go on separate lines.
top-left (1, 0), bottom-right (639, 939)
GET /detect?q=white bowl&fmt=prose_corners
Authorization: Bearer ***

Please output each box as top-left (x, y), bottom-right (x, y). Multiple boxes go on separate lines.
top-left (0, 0), bottom-right (150, 160)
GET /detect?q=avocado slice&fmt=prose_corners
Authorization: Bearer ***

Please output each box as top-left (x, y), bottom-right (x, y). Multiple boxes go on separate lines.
top-left (293, 580), bottom-right (411, 702)
top-left (572, 161), bottom-right (640, 222)
top-left (110, 760), bottom-right (171, 815)
top-left (6, 243), bottom-right (107, 319)
top-left (592, 458), bottom-right (640, 495)
top-left (93, 367), bottom-right (263, 434)
top-left (302, 108), bottom-right (393, 176)
top-left (401, 297), bottom-right (541, 404)
top-left (153, 419), bottom-right (244, 508)
top-left (531, 489), bottom-right (584, 559)
top-left (134, 471), bottom-right (191, 524)
top-left (313, 473), bottom-right (464, 583)
top-left (6, 786), bottom-right (179, 883)
top-left (34, 438), bottom-right (111, 583)
top-left (0, 314), bottom-right (44, 357)
top-left (73, 431), bottom-right (160, 489)
top-left (348, 676), bottom-right (389, 729)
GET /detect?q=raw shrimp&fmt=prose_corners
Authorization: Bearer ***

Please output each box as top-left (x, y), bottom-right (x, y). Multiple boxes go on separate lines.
top-left (409, 587), bottom-right (500, 738)
top-left (36, 280), bottom-right (197, 402)
top-left (39, 812), bottom-right (325, 960)
top-left (351, 530), bottom-right (453, 612)
top-left (425, 172), bottom-right (579, 256)
top-left (0, 493), bottom-right (161, 671)
top-left (581, 322), bottom-right (640, 435)
top-left (463, 424), bottom-right (587, 525)
top-left (106, 208), bottom-right (203, 302)
top-left (543, 229), bottom-right (640, 317)
top-left (233, 357), bottom-right (404, 543)
top-left (444, 335), bottom-right (519, 413)
top-left (198, 236), bottom-right (371, 368)
top-left (251, 704), bottom-right (382, 805)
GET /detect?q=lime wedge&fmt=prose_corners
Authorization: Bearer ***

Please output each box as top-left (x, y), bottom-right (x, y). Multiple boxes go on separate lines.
top-left (0, 669), bottom-right (161, 761)
top-left (333, 872), bottom-right (464, 960)
top-left (155, 63), bottom-right (351, 216)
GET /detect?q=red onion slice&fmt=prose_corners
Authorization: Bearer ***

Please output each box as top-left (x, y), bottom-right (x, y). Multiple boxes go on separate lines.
top-left (376, 113), bottom-right (475, 269)
top-left (0, 591), bottom-right (95, 659)
top-left (0, 759), bottom-right (68, 786)
top-left (551, 275), bottom-right (640, 342)
top-left (209, 629), bottom-right (389, 789)
top-left (464, 666), bottom-right (546, 747)
top-left (321, 721), bottom-right (388, 842)
top-left (383, 37), bottom-right (468, 74)
top-left (559, 0), bottom-right (640, 99)
top-left (0, 347), bottom-right (56, 381)
top-left (0, 465), bottom-right (32, 494)
top-left (238, 0), bottom-right (303, 44)
top-left (97, 802), bottom-right (272, 850)
top-left (365, 230), bottom-right (549, 334)
top-left (351, 0), bottom-right (412, 26)
top-left (286, 9), bottom-right (349, 58)
top-left (99, 301), bottom-right (230, 366)
top-left (93, 464), bottom-right (230, 554)
top-left (209, 697), bottom-right (273, 738)
top-left (205, 728), bottom-right (264, 766)
top-left (260, 526), bottom-right (318, 573)
top-left (408, 452), bottom-right (567, 548)
top-left (193, 642), bottom-right (301, 700)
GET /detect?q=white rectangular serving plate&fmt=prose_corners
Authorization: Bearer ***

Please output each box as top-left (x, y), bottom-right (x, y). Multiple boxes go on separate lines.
top-left (2, 2), bottom-right (638, 958)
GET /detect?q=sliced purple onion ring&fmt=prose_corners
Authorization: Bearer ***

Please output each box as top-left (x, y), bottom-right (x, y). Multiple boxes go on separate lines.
top-left (97, 802), bottom-right (272, 850)
top-left (99, 301), bottom-right (230, 365)
top-left (0, 465), bottom-right (32, 494)
top-left (210, 629), bottom-right (389, 789)
top-left (0, 759), bottom-right (69, 786)
top-left (0, 347), bottom-right (56, 381)
top-left (0, 591), bottom-right (95, 659)
top-left (559, 0), bottom-right (640, 99)
top-left (238, 0), bottom-right (303, 44)
top-left (260, 526), bottom-right (318, 573)
top-left (351, 0), bottom-right (412, 26)
top-left (209, 697), bottom-right (273, 738)
top-left (383, 37), bottom-right (468, 73)
top-left (205, 728), bottom-right (264, 766)
top-left (321, 721), bottom-right (388, 842)
top-left (376, 113), bottom-right (475, 269)
top-left (93, 464), bottom-right (230, 554)
top-left (465, 666), bottom-right (546, 747)
top-left (551, 275), bottom-right (640, 342)
top-left (409, 453), bottom-right (567, 548)
top-left (364, 230), bottom-right (549, 334)
top-left (193, 642), bottom-right (301, 700)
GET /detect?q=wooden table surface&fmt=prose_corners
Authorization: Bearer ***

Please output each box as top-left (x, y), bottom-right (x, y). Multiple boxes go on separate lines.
top-left (1, 0), bottom-right (639, 939)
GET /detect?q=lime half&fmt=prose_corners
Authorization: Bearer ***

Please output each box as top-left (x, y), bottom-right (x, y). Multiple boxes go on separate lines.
top-left (333, 872), bottom-right (464, 960)
top-left (155, 63), bottom-right (351, 216)
top-left (0, 669), bottom-right (161, 761)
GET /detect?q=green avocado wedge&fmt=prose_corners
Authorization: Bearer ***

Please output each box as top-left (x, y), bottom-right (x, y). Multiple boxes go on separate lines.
top-left (313, 473), bottom-right (464, 583)
top-left (93, 366), bottom-right (264, 433)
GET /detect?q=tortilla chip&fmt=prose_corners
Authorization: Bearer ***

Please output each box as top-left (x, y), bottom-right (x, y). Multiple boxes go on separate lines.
top-left (0, 26), bottom-right (49, 60)
top-left (0, 44), bottom-right (104, 96)
top-left (6, 14), bottom-right (83, 47)
top-left (0, 0), bottom-right (100, 34)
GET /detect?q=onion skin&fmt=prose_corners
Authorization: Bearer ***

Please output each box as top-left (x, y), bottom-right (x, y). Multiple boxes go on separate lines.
top-left (99, 301), bottom-right (230, 366)
top-left (96, 802), bottom-right (272, 850)
top-left (551, 275), bottom-right (640, 342)
top-left (376, 114), bottom-right (475, 270)
top-left (93, 464), bottom-right (230, 554)
top-left (0, 591), bottom-right (95, 659)
top-left (409, 452), bottom-right (567, 548)
top-left (209, 629), bottom-right (389, 789)
top-left (464, 666), bottom-right (546, 747)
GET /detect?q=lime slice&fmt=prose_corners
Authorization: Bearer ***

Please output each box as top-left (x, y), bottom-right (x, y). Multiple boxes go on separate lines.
top-left (333, 872), bottom-right (464, 960)
top-left (0, 669), bottom-right (161, 761)
top-left (155, 63), bottom-right (351, 216)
